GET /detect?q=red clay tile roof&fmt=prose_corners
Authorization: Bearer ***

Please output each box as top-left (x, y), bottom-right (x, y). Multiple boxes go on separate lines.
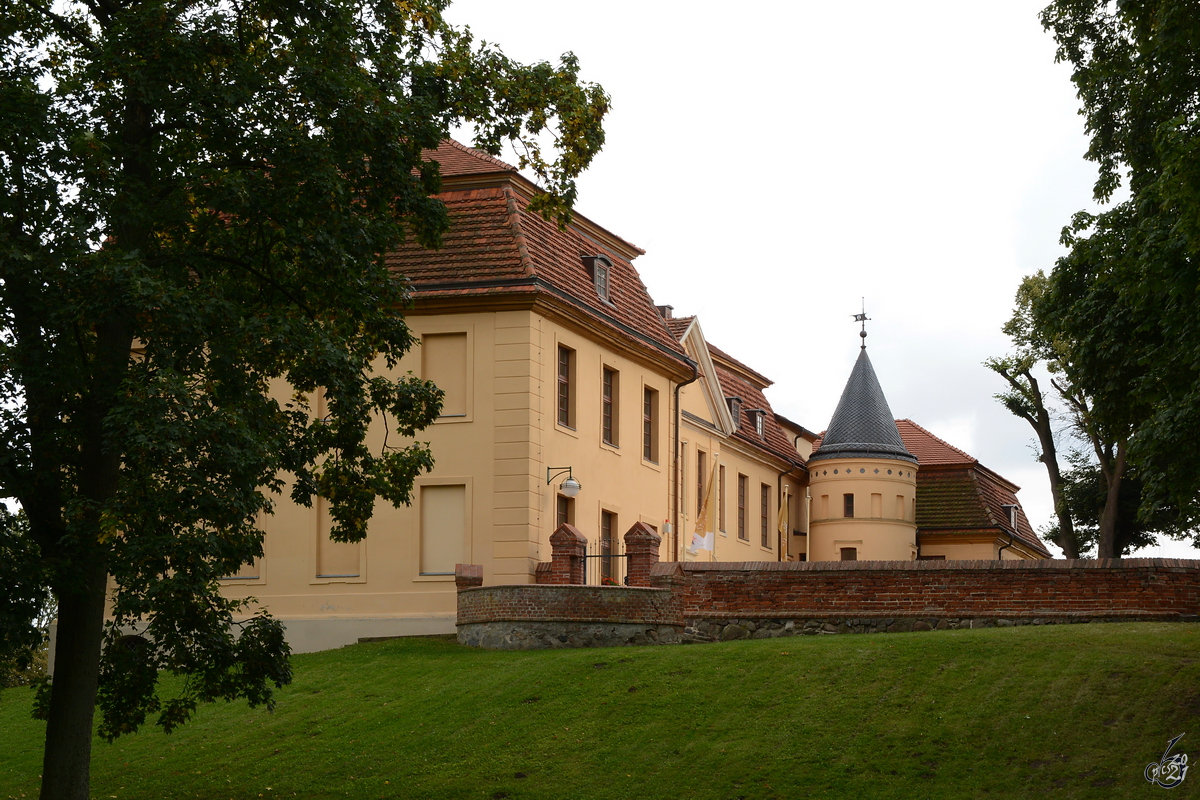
top-left (389, 187), bottom-right (528, 284)
top-left (707, 350), bottom-right (802, 469)
top-left (664, 315), bottom-right (695, 340)
top-left (426, 138), bottom-right (518, 176)
top-left (895, 419), bottom-right (976, 466)
top-left (386, 141), bottom-right (690, 371)
top-left (706, 343), bottom-right (773, 389)
top-left (916, 466), bottom-right (1049, 557)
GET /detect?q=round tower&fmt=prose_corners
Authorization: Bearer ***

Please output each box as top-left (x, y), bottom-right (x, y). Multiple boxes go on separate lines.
top-left (807, 326), bottom-right (917, 562)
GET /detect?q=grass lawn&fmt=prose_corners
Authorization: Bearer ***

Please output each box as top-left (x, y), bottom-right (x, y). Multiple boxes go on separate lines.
top-left (1, 622), bottom-right (1197, 799)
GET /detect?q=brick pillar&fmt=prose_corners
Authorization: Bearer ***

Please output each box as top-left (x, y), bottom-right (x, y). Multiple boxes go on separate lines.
top-left (549, 523), bottom-right (587, 585)
top-left (455, 563), bottom-right (483, 591)
top-left (624, 522), bottom-right (662, 587)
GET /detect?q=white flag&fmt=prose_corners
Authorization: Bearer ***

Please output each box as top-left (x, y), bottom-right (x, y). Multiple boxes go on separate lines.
top-left (685, 531), bottom-right (714, 557)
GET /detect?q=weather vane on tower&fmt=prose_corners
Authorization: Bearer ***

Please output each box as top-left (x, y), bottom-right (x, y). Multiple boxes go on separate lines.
top-left (852, 298), bottom-right (870, 349)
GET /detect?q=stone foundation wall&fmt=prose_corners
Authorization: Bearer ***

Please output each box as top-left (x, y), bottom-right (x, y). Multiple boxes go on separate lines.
top-left (455, 559), bottom-right (1200, 650)
top-left (685, 612), bottom-right (1183, 643)
top-left (455, 582), bottom-right (683, 650)
top-left (458, 620), bottom-right (681, 649)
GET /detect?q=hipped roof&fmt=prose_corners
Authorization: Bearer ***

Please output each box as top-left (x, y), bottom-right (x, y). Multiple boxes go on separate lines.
top-left (809, 419), bottom-right (1050, 557)
top-left (386, 140), bottom-right (690, 374)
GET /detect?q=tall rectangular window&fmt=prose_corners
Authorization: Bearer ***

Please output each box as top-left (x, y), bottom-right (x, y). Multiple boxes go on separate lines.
top-left (557, 345), bottom-right (575, 428)
top-left (420, 484), bottom-right (465, 575)
top-left (680, 443), bottom-right (688, 519)
top-left (696, 450), bottom-right (707, 515)
top-left (422, 332), bottom-right (468, 418)
top-left (737, 474), bottom-right (748, 541)
top-left (642, 387), bottom-right (659, 462)
top-left (719, 465), bottom-right (727, 532)
top-left (556, 494), bottom-right (575, 528)
top-left (871, 493), bottom-right (883, 518)
top-left (600, 510), bottom-right (616, 583)
top-left (221, 558), bottom-right (261, 581)
top-left (843, 493), bottom-right (855, 518)
top-left (317, 497), bottom-right (360, 579)
top-left (760, 483), bottom-right (771, 549)
top-left (602, 366), bottom-right (619, 445)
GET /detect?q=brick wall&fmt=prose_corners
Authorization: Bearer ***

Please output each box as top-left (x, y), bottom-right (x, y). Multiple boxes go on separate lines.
top-left (650, 558), bottom-right (1200, 622)
top-left (456, 559), bottom-right (1200, 649)
top-left (457, 584), bottom-right (682, 626)
top-left (455, 580), bottom-right (683, 649)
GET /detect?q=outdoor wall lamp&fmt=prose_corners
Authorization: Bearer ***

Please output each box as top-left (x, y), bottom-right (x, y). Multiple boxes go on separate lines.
top-left (546, 466), bottom-right (582, 498)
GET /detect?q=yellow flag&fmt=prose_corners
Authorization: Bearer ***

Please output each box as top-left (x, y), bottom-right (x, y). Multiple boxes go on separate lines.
top-left (777, 490), bottom-right (790, 560)
top-left (686, 457), bottom-right (720, 558)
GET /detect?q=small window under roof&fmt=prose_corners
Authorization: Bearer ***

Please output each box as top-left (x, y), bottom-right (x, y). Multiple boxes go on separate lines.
top-left (727, 397), bottom-right (742, 427)
top-left (581, 255), bottom-right (614, 305)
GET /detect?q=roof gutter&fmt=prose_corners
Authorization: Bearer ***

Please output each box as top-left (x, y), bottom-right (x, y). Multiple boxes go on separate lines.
top-left (410, 275), bottom-right (695, 375)
top-left (793, 431), bottom-right (810, 562)
top-left (530, 277), bottom-right (695, 373)
top-left (672, 362), bottom-right (701, 559)
top-left (997, 528), bottom-right (1015, 560)
top-left (997, 504), bottom-right (1018, 560)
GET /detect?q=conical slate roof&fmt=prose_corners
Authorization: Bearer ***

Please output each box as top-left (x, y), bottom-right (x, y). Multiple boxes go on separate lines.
top-left (810, 348), bottom-right (917, 464)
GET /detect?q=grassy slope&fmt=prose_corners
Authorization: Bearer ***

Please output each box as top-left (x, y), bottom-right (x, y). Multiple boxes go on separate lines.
top-left (1, 623), bottom-right (1197, 800)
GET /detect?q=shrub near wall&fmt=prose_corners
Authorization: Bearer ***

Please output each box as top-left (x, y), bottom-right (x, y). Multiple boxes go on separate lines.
top-left (651, 559), bottom-right (1200, 641)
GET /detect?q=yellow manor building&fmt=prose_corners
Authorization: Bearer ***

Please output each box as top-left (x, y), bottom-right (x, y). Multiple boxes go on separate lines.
top-left (222, 141), bottom-right (1049, 652)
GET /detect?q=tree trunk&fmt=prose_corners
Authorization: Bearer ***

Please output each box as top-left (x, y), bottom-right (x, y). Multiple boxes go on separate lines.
top-left (1021, 369), bottom-right (1079, 557)
top-left (1032, 402), bottom-right (1078, 558)
top-left (1097, 441), bottom-right (1128, 559)
top-left (39, 314), bottom-right (132, 799)
top-left (39, 563), bottom-right (109, 800)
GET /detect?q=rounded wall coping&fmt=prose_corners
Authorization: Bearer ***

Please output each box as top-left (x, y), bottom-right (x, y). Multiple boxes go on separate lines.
top-left (649, 558), bottom-right (1200, 575)
top-left (687, 610), bottom-right (1194, 620)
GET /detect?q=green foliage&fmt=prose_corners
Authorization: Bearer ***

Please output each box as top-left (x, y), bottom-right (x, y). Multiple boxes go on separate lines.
top-left (0, 510), bottom-right (51, 688)
top-left (1, 0), bottom-right (607, 793)
top-left (1042, 452), bottom-right (1187, 557)
top-left (2, 627), bottom-right (1198, 799)
top-left (1037, 0), bottom-right (1200, 532)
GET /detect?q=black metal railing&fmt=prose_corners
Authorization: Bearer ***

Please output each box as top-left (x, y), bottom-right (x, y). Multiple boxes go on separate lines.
top-left (583, 537), bottom-right (627, 585)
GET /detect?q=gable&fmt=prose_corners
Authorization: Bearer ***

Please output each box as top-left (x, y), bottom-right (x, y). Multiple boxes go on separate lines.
top-left (674, 317), bottom-right (734, 433)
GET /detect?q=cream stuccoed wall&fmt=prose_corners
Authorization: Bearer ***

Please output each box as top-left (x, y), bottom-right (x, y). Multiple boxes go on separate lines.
top-left (536, 315), bottom-right (675, 563)
top-left (677, 422), bottom-right (802, 563)
top-left (675, 374), bottom-right (803, 563)
top-left (920, 536), bottom-right (1038, 561)
top-left (807, 457), bottom-right (917, 562)
top-left (220, 307), bottom-right (679, 652)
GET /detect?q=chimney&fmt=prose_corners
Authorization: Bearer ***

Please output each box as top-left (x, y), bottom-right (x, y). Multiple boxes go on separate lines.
top-left (656, 304), bottom-right (674, 320)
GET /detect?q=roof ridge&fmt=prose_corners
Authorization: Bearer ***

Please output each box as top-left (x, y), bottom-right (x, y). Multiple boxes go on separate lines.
top-left (501, 184), bottom-right (534, 276)
top-left (707, 342), bottom-right (773, 389)
top-left (897, 419), bottom-right (977, 463)
top-left (966, 466), bottom-right (1001, 529)
top-left (437, 138), bottom-right (518, 173)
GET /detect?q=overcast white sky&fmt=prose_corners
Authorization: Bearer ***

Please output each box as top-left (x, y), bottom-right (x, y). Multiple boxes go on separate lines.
top-left (444, 1), bottom-right (1194, 558)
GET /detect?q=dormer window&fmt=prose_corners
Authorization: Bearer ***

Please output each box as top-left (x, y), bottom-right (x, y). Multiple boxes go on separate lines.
top-left (581, 255), bottom-right (614, 305)
top-left (727, 397), bottom-right (742, 427)
top-left (1001, 503), bottom-right (1018, 529)
top-left (752, 409), bottom-right (766, 438)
